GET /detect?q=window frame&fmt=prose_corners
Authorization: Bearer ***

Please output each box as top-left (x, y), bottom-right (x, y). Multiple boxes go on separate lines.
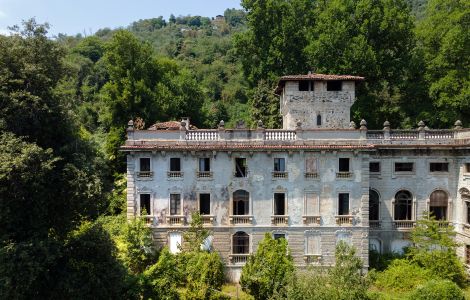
top-left (139, 157), bottom-right (151, 172)
top-left (198, 157), bottom-right (211, 172)
top-left (394, 190), bottom-right (413, 221)
top-left (327, 81), bottom-right (342, 91)
top-left (139, 193), bottom-right (152, 216)
top-left (232, 231), bottom-right (250, 254)
top-left (169, 157), bottom-right (181, 172)
top-left (429, 162), bottom-right (449, 173)
top-left (274, 157), bottom-right (286, 172)
top-left (339, 158), bottom-right (350, 173)
top-left (232, 190), bottom-right (250, 215)
top-left (304, 192), bottom-right (320, 216)
top-left (169, 193), bottom-right (182, 216)
top-left (369, 162), bottom-right (381, 174)
top-left (394, 162), bottom-right (415, 174)
top-left (338, 193), bottom-right (350, 215)
top-left (198, 193), bottom-right (211, 215)
top-left (273, 192), bottom-right (287, 216)
top-left (234, 157), bottom-right (248, 178)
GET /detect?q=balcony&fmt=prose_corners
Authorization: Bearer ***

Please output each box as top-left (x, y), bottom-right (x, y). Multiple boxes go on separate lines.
top-left (166, 215), bottom-right (185, 226)
top-left (229, 254), bottom-right (250, 264)
top-left (303, 215), bottom-right (321, 225)
top-left (137, 171), bottom-right (153, 178)
top-left (272, 171), bottom-right (288, 179)
top-left (305, 172), bottom-right (319, 179)
top-left (229, 215), bottom-right (253, 225)
top-left (369, 220), bottom-right (381, 229)
top-left (140, 215), bottom-right (156, 226)
top-left (196, 171), bottom-right (213, 179)
top-left (271, 215), bottom-right (289, 226)
top-left (167, 171), bottom-right (183, 178)
top-left (335, 215), bottom-right (354, 226)
top-left (336, 172), bottom-right (352, 179)
top-left (201, 215), bottom-right (215, 226)
top-left (393, 220), bottom-right (416, 229)
top-left (304, 254), bottom-right (322, 264)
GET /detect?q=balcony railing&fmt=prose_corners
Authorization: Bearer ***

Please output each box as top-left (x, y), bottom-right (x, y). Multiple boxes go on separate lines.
top-left (196, 171), bottom-right (213, 179)
top-left (369, 220), bottom-right (381, 229)
top-left (166, 215), bottom-right (185, 226)
top-left (186, 130), bottom-right (218, 141)
top-left (305, 172), bottom-right (319, 179)
top-left (137, 171), bottom-right (153, 178)
top-left (229, 215), bottom-right (253, 225)
top-left (390, 130), bottom-right (419, 140)
top-left (304, 254), bottom-right (322, 264)
top-left (167, 171), bottom-right (183, 178)
top-left (265, 130), bottom-right (296, 140)
top-left (201, 215), bottom-right (215, 226)
top-left (140, 215), bottom-right (156, 226)
top-left (393, 220), bottom-right (416, 229)
top-left (271, 215), bottom-right (289, 226)
top-left (272, 171), bottom-right (288, 179)
top-left (303, 215), bottom-right (321, 225)
top-left (335, 215), bottom-right (354, 226)
top-left (229, 254), bottom-right (250, 264)
top-left (336, 172), bottom-right (352, 179)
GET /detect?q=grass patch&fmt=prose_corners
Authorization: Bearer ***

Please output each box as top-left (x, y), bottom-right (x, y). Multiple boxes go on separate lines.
top-left (221, 284), bottom-right (253, 300)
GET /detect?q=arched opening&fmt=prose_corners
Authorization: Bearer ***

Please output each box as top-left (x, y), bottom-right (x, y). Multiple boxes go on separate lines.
top-left (394, 190), bottom-right (412, 220)
top-left (429, 190), bottom-right (448, 220)
top-left (233, 190), bottom-right (249, 215)
top-left (369, 189), bottom-right (380, 221)
top-left (232, 231), bottom-right (249, 254)
top-left (316, 114), bottom-right (322, 126)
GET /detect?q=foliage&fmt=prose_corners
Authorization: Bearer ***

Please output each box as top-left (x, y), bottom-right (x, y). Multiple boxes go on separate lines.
top-left (248, 80), bottom-right (281, 128)
top-left (182, 251), bottom-right (225, 298)
top-left (369, 250), bottom-right (404, 271)
top-left (240, 233), bottom-right (294, 300)
top-left (374, 259), bottom-right (435, 292)
top-left (181, 212), bottom-right (211, 252)
top-left (407, 279), bottom-right (464, 300)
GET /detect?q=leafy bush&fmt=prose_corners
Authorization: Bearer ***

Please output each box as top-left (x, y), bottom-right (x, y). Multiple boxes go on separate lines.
top-left (375, 259), bottom-right (435, 292)
top-left (240, 233), bottom-right (294, 300)
top-left (407, 279), bottom-right (464, 300)
top-left (369, 250), bottom-right (404, 271)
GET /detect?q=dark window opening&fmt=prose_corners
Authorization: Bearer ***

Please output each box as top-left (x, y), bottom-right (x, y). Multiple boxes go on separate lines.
top-left (327, 81), bottom-right (342, 91)
top-left (316, 115), bottom-right (322, 126)
top-left (395, 162), bottom-right (414, 172)
top-left (233, 232), bottom-right (249, 254)
top-left (299, 80), bottom-right (309, 91)
top-left (199, 157), bottom-right (210, 172)
top-left (140, 194), bottom-right (150, 215)
top-left (394, 190), bottom-right (412, 220)
top-left (274, 158), bottom-right (286, 172)
top-left (466, 245), bottom-right (470, 265)
top-left (369, 162), bottom-right (380, 173)
top-left (273, 233), bottom-right (286, 240)
top-left (430, 162), bottom-right (449, 172)
top-left (466, 163), bottom-right (470, 173)
top-left (274, 193), bottom-right (286, 215)
top-left (199, 193), bottom-right (210, 215)
top-left (235, 158), bottom-right (247, 177)
top-left (467, 202), bottom-right (470, 224)
top-left (369, 190), bottom-right (380, 220)
top-left (170, 158), bottom-right (181, 171)
top-left (339, 158), bottom-right (350, 172)
top-left (338, 193), bottom-right (349, 215)
top-left (429, 190), bottom-right (448, 220)
top-left (170, 194), bottom-right (181, 215)
top-left (140, 158), bottom-right (150, 172)
top-left (233, 190), bottom-right (249, 215)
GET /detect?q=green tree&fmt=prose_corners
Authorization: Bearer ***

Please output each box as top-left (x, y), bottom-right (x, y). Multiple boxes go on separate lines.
top-left (181, 212), bottom-right (210, 252)
top-left (248, 80), bottom-right (281, 128)
top-left (240, 233), bottom-right (294, 300)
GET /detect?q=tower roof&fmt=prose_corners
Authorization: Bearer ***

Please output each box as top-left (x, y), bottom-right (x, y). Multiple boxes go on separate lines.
top-left (275, 73), bottom-right (365, 94)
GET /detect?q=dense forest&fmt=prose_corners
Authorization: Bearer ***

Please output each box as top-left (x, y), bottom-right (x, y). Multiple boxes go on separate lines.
top-left (0, 0), bottom-right (469, 298)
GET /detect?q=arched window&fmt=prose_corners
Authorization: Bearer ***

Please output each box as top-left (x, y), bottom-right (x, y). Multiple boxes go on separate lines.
top-left (232, 231), bottom-right (249, 254)
top-left (369, 189), bottom-right (380, 221)
top-left (233, 190), bottom-right (249, 215)
top-left (316, 114), bottom-right (322, 126)
top-left (429, 190), bottom-right (448, 220)
top-left (394, 190), bottom-right (412, 220)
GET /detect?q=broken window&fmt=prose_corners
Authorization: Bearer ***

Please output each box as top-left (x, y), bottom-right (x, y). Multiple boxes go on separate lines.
top-left (233, 190), bottom-right (249, 215)
top-left (140, 157), bottom-right (150, 172)
top-left (235, 158), bottom-right (247, 177)
top-left (274, 193), bottom-right (286, 215)
top-left (369, 162), bottom-right (380, 173)
top-left (339, 158), bottom-right (350, 172)
top-left (327, 81), bottom-right (342, 91)
top-left (232, 231), bottom-right (249, 254)
top-left (170, 194), bottom-right (181, 215)
top-left (199, 193), bottom-right (210, 215)
top-left (369, 189), bottom-right (379, 220)
top-left (274, 158), bottom-right (286, 172)
top-left (305, 193), bottom-right (319, 215)
top-left (395, 162), bottom-right (414, 172)
top-left (316, 114), bottom-right (322, 126)
top-left (140, 194), bottom-right (151, 215)
top-left (299, 80), bottom-right (309, 91)
top-left (273, 233), bottom-right (286, 240)
top-left (170, 157), bottom-right (181, 171)
top-left (430, 162), bottom-right (449, 172)
top-left (394, 190), bottom-right (412, 220)
top-left (429, 190), bottom-right (448, 220)
top-left (338, 193), bottom-right (349, 215)
top-left (199, 157), bottom-right (210, 172)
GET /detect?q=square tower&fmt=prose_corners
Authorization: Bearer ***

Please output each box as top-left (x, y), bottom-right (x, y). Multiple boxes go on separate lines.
top-left (275, 73), bottom-right (364, 129)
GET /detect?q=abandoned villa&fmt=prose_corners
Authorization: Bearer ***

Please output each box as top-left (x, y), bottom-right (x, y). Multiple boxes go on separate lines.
top-left (121, 73), bottom-right (470, 281)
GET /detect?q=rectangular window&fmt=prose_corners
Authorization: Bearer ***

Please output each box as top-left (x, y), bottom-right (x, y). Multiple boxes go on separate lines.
top-left (199, 157), bottom-right (210, 172)
top-left (140, 194), bottom-right (151, 215)
top-left (199, 193), bottom-right (211, 215)
top-left (327, 81), bottom-right (342, 91)
top-left (274, 158), bottom-right (286, 172)
top-left (338, 193), bottom-right (349, 215)
top-left (369, 162), bottom-right (380, 173)
top-left (274, 193), bottom-right (286, 215)
top-left (170, 194), bottom-right (181, 215)
top-left (306, 158), bottom-right (318, 173)
top-left (306, 235), bottom-right (321, 255)
top-left (170, 158), bottom-right (181, 172)
top-left (339, 158), bottom-right (350, 172)
top-left (140, 158), bottom-right (150, 172)
top-left (299, 80), bottom-right (309, 91)
top-left (305, 193), bottom-right (319, 215)
top-left (235, 158), bottom-right (247, 177)
top-left (395, 162), bottom-right (414, 172)
top-left (273, 233), bottom-right (286, 240)
top-left (430, 162), bottom-right (448, 172)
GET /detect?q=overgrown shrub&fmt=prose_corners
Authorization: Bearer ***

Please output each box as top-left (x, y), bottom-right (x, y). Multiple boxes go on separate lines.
top-left (375, 259), bottom-right (435, 292)
top-left (407, 279), bottom-right (464, 300)
top-left (369, 250), bottom-right (403, 271)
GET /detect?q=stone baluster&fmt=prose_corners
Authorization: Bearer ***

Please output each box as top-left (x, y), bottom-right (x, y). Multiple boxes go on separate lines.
top-left (180, 120), bottom-right (186, 140)
top-left (418, 120), bottom-right (425, 140)
top-left (295, 120), bottom-right (303, 140)
top-left (257, 120), bottom-right (265, 140)
top-left (349, 121), bottom-right (356, 130)
top-left (383, 121), bottom-right (390, 140)
top-left (359, 119), bottom-right (367, 139)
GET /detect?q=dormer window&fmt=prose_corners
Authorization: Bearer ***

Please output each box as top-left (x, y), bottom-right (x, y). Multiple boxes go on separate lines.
top-left (327, 81), bottom-right (342, 91)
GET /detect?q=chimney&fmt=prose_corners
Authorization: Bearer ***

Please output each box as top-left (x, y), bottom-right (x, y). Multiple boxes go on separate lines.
top-left (181, 117), bottom-right (190, 130)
